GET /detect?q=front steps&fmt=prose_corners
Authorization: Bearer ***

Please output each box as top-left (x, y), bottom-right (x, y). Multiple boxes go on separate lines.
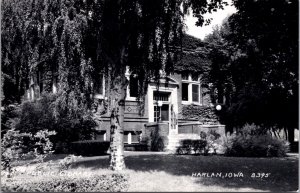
top-left (166, 134), bottom-right (200, 153)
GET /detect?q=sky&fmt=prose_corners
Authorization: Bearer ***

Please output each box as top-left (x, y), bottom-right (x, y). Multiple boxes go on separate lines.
top-left (185, 2), bottom-right (237, 40)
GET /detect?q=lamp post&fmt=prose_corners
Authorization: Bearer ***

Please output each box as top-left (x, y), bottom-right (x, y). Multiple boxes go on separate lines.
top-left (216, 104), bottom-right (222, 111)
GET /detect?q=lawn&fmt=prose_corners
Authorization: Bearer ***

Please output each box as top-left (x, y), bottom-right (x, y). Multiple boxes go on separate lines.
top-left (2, 152), bottom-right (298, 192)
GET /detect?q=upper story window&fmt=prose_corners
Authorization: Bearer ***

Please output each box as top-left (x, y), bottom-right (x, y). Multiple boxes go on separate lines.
top-left (129, 74), bottom-right (139, 98)
top-left (93, 74), bottom-right (105, 99)
top-left (192, 84), bottom-right (199, 102)
top-left (181, 73), bottom-right (202, 105)
top-left (125, 67), bottom-right (142, 100)
top-left (181, 83), bottom-right (189, 101)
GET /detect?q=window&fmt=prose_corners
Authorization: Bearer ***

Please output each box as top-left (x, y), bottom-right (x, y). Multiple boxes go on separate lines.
top-left (131, 132), bottom-right (141, 143)
top-left (129, 74), bottom-right (139, 97)
top-left (182, 83), bottom-right (189, 101)
top-left (95, 131), bottom-right (106, 142)
top-left (153, 104), bottom-right (169, 122)
top-left (181, 73), bottom-right (201, 105)
top-left (153, 91), bottom-right (169, 101)
top-left (192, 84), bottom-right (199, 102)
top-left (154, 106), bottom-right (160, 122)
top-left (124, 131), bottom-right (141, 144)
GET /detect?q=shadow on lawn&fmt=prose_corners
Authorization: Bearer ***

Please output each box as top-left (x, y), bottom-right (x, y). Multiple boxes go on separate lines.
top-left (71, 153), bottom-right (298, 192)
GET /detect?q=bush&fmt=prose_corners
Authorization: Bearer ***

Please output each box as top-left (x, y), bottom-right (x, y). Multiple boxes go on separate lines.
top-left (1, 104), bottom-right (20, 135)
top-left (124, 144), bottom-right (148, 151)
top-left (151, 136), bottom-right (168, 151)
top-left (1, 173), bottom-right (128, 192)
top-left (71, 140), bottom-right (110, 156)
top-left (1, 129), bottom-right (56, 176)
top-left (177, 139), bottom-right (207, 155)
top-left (15, 93), bottom-right (97, 153)
top-left (224, 124), bottom-right (290, 157)
top-left (177, 130), bottom-right (224, 155)
top-left (58, 155), bottom-right (83, 170)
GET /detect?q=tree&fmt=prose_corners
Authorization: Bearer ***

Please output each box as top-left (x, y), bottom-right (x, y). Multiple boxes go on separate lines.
top-left (2, 0), bottom-right (227, 170)
top-left (204, 0), bottom-right (298, 139)
top-left (97, 0), bottom-right (229, 170)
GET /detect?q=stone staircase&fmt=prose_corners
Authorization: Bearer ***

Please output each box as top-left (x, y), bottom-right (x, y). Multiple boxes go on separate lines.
top-left (166, 133), bottom-right (200, 153)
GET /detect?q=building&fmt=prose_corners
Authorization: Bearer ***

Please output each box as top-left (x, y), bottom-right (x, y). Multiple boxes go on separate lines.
top-left (90, 35), bottom-right (225, 152)
top-left (26, 35), bottom-right (226, 152)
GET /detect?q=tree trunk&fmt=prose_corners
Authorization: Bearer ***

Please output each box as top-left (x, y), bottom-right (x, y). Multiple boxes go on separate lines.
top-left (109, 72), bottom-right (128, 171)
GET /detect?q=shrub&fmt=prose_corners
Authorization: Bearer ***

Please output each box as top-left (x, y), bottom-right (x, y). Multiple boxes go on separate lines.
top-left (1, 129), bottom-right (56, 176)
top-left (1, 104), bottom-right (20, 135)
top-left (177, 139), bottom-right (207, 155)
top-left (224, 124), bottom-right (290, 157)
top-left (58, 155), bottom-right (83, 170)
top-left (124, 144), bottom-right (148, 151)
top-left (15, 93), bottom-right (97, 153)
top-left (151, 136), bottom-right (168, 151)
top-left (1, 173), bottom-right (128, 192)
top-left (177, 130), bottom-right (224, 155)
top-left (71, 140), bottom-right (110, 156)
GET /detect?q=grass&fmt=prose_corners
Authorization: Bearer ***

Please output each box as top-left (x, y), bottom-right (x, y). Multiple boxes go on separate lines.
top-left (2, 152), bottom-right (298, 192)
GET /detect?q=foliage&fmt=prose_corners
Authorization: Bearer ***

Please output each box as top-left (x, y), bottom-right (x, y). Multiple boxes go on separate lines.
top-left (1, 104), bottom-right (20, 135)
top-left (177, 139), bottom-right (207, 155)
top-left (202, 130), bottom-right (223, 154)
top-left (151, 136), bottom-right (168, 152)
top-left (1, 129), bottom-right (56, 176)
top-left (181, 105), bottom-right (219, 124)
top-left (15, 93), bottom-right (97, 153)
top-left (204, 0), bottom-right (298, 133)
top-left (224, 124), bottom-right (290, 157)
top-left (177, 130), bottom-right (223, 155)
top-left (1, 173), bottom-right (128, 192)
top-left (174, 35), bottom-right (211, 73)
top-left (58, 155), bottom-right (83, 170)
top-left (71, 140), bottom-right (110, 156)
top-left (2, 0), bottom-right (227, 170)
top-left (124, 144), bottom-right (148, 151)
top-left (174, 50), bottom-right (211, 73)
top-left (147, 125), bottom-right (169, 151)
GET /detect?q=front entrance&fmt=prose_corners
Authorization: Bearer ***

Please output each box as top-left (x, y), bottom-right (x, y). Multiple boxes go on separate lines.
top-left (148, 85), bottom-right (178, 135)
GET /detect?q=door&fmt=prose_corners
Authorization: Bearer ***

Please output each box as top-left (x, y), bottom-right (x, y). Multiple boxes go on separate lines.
top-left (160, 104), bottom-right (169, 121)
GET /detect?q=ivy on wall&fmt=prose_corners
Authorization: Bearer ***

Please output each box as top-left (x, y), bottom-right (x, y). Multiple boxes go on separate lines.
top-left (172, 34), bottom-right (211, 74)
top-left (181, 105), bottom-right (219, 125)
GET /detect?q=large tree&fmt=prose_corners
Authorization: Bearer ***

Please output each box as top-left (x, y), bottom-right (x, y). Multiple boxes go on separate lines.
top-left (96, 0), bottom-right (228, 170)
top-left (204, 0), bottom-right (298, 139)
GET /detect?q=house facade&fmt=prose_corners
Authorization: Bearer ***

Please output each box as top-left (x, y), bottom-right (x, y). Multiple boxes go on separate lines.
top-left (90, 67), bottom-right (225, 151)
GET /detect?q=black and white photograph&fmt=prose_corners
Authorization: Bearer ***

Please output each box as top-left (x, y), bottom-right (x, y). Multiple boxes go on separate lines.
top-left (1, 0), bottom-right (299, 192)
